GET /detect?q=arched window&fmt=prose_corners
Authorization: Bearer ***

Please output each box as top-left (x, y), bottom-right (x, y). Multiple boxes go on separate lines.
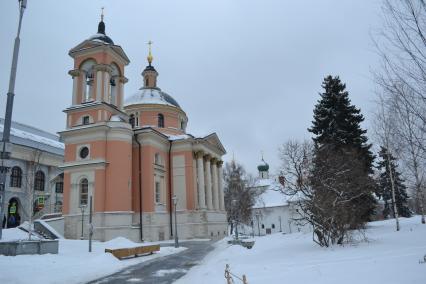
top-left (129, 114), bottom-right (135, 128)
top-left (109, 64), bottom-right (120, 105)
top-left (34, 171), bottom-right (45, 191)
top-left (272, 224), bottom-right (275, 229)
top-left (261, 224), bottom-right (265, 229)
top-left (80, 59), bottom-right (96, 103)
top-left (158, 113), bottom-right (164, 128)
top-left (84, 72), bottom-right (94, 102)
top-left (10, 166), bottom-right (22, 188)
top-left (79, 178), bottom-right (88, 206)
top-left (145, 78), bottom-right (149, 87)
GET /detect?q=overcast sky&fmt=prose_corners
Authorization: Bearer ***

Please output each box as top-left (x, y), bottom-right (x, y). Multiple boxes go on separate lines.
top-left (0, 0), bottom-right (383, 176)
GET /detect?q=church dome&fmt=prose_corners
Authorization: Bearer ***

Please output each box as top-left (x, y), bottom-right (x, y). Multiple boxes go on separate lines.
top-left (124, 87), bottom-right (181, 108)
top-left (257, 158), bottom-right (269, 172)
top-left (87, 17), bottom-right (114, 44)
top-left (88, 33), bottom-right (114, 44)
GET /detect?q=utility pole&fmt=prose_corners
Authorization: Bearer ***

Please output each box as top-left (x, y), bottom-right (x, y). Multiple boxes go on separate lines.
top-left (0, 0), bottom-right (28, 240)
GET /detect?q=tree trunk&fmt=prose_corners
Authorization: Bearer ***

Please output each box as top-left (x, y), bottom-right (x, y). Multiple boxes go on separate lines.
top-left (386, 151), bottom-right (400, 231)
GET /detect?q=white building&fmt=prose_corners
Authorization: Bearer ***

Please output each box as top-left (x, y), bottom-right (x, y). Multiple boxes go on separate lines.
top-left (0, 118), bottom-right (64, 228)
top-left (249, 159), bottom-right (312, 236)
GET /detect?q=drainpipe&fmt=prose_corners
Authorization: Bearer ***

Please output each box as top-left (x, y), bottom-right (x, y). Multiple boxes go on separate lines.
top-left (134, 134), bottom-right (143, 241)
top-left (168, 140), bottom-right (173, 237)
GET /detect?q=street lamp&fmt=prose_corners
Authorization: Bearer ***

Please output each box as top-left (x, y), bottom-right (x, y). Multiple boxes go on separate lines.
top-left (79, 204), bottom-right (87, 240)
top-left (172, 195), bottom-right (179, 248)
top-left (255, 211), bottom-right (261, 237)
top-left (231, 199), bottom-right (238, 240)
top-left (0, 0), bottom-right (28, 240)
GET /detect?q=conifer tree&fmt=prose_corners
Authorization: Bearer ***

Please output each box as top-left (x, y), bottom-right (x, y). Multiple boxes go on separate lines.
top-left (376, 147), bottom-right (411, 218)
top-left (306, 76), bottom-right (376, 245)
top-left (309, 76), bottom-right (374, 171)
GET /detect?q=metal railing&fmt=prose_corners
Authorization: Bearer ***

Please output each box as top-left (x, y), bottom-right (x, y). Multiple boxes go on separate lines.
top-left (224, 264), bottom-right (248, 284)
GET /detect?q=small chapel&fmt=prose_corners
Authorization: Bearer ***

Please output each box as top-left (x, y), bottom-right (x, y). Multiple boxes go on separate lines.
top-left (59, 14), bottom-right (227, 242)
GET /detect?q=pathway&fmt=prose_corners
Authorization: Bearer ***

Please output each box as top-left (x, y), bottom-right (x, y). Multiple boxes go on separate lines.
top-left (88, 240), bottom-right (215, 284)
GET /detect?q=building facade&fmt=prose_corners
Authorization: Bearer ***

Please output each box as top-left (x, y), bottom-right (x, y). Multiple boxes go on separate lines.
top-left (60, 17), bottom-right (227, 242)
top-left (0, 118), bottom-right (64, 228)
top-left (248, 159), bottom-right (311, 236)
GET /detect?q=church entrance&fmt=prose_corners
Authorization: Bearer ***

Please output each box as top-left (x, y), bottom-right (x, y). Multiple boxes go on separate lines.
top-left (6, 197), bottom-right (21, 228)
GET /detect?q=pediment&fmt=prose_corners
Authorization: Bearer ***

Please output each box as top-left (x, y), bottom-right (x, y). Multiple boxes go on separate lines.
top-left (202, 133), bottom-right (226, 155)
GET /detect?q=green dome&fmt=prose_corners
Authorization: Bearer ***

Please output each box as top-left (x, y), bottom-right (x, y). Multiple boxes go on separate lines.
top-left (257, 162), bottom-right (269, 172)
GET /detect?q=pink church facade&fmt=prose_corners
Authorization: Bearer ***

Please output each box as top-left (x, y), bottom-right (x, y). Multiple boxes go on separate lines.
top-left (59, 18), bottom-right (227, 242)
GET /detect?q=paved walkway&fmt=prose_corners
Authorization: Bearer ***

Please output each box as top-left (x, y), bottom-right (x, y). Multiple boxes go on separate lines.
top-left (88, 241), bottom-right (215, 284)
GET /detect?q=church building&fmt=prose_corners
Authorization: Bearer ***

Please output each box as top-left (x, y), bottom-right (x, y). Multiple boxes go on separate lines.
top-left (59, 15), bottom-right (227, 242)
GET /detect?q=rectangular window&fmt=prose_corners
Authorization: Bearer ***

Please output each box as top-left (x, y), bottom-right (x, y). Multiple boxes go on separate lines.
top-left (55, 182), bottom-right (63, 193)
top-left (155, 181), bottom-right (161, 203)
top-left (82, 116), bottom-right (90, 125)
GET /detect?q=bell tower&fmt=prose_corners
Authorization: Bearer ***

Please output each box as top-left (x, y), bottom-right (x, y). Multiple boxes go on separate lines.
top-left (59, 11), bottom-right (134, 240)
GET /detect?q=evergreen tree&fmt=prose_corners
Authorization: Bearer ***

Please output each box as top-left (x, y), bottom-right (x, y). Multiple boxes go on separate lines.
top-left (308, 76), bottom-right (376, 240)
top-left (309, 76), bottom-right (374, 171)
top-left (376, 147), bottom-right (411, 218)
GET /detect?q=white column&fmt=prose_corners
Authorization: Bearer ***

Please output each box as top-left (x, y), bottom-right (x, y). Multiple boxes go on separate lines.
top-left (204, 155), bottom-right (213, 210)
top-left (96, 70), bottom-right (102, 101)
top-left (196, 152), bottom-right (206, 209)
top-left (211, 159), bottom-right (219, 210)
top-left (72, 76), bottom-right (78, 105)
top-left (218, 161), bottom-right (225, 211)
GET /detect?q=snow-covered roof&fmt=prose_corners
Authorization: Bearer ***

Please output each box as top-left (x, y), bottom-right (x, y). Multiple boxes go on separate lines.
top-left (252, 178), bottom-right (291, 208)
top-left (124, 88), bottom-right (181, 108)
top-left (167, 134), bottom-right (192, 141)
top-left (0, 118), bottom-right (64, 156)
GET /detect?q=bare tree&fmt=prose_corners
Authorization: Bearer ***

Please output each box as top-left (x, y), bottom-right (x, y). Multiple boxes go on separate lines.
top-left (391, 92), bottom-right (426, 223)
top-left (23, 149), bottom-right (43, 240)
top-left (374, 0), bottom-right (426, 224)
top-left (223, 160), bottom-right (258, 235)
top-left (374, 1), bottom-right (426, 133)
top-left (279, 140), bottom-right (375, 247)
top-left (373, 96), bottom-right (400, 231)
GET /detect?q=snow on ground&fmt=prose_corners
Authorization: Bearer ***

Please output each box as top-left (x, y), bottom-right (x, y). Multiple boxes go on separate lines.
top-left (0, 229), bottom-right (187, 284)
top-left (176, 216), bottom-right (426, 284)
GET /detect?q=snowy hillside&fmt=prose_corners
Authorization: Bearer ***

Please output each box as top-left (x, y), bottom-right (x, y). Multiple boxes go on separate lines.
top-left (176, 216), bottom-right (426, 284)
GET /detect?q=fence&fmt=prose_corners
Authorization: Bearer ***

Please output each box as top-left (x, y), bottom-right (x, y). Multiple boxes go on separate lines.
top-left (224, 264), bottom-right (248, 284)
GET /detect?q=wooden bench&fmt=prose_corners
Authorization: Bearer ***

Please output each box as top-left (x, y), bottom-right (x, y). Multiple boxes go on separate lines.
top-left (105, 244), bottom-right (160, 260)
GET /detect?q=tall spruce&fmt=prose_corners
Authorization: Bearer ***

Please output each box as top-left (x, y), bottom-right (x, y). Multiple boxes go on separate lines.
top-left (376, 147), bottom-right (411, 218)
top-left (309, 76), bottom-right (374, 171)
top-left (309, 76), bottom-right (376, 228)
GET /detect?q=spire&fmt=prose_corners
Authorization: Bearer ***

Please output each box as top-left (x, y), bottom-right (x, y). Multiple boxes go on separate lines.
top-left (147, 40), bottom-right (153, 66)
top-left (98, 7), bottom-right (105, 35)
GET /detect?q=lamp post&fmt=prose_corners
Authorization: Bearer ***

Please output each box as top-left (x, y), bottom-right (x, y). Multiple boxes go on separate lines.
top-left (231, 199), bottom-right (238, 240)
top-left (0, 0), bottom-right (28, 240)
top-left (255, 211), bottom-right (261, 237)
top-left (79, 204), bottom-right (87, 240)
top-left (172, 195), bottom-right (179, 248)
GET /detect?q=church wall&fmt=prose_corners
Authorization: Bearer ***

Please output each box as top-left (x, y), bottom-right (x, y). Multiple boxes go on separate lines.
top-left (94, 169), bottom-right (106, 212)
top-left (63, 172), bottom-right (71, 214)
top-left (139, 110), bottom-right (179, 129)
top-left (171, 150), bottom-right (196, 210)
top-left (105, 140), bottom-right (132, 212)
top-left (131, 144), bottom-right (141, 213)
